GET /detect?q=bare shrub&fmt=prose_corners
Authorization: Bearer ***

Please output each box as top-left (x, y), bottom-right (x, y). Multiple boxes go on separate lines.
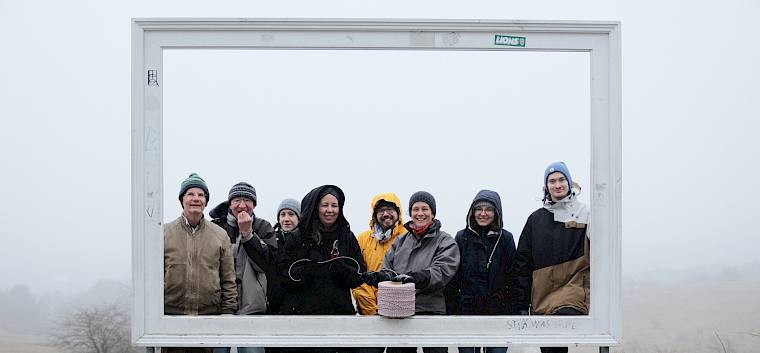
top-left (50, 303), bottom-right (139, 353)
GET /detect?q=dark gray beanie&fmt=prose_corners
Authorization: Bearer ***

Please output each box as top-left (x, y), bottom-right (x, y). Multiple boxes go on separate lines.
top-left (228, 182), bottom-right (257, 204)
top-left (178, 173), bottom-right (209, 203)
top-left (409, 191), bottom-right (436, 216)
top-left (276, 198), bottom-right (302, 220)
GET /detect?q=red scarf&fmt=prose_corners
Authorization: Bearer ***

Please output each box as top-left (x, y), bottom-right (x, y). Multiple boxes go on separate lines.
top-left (410, 221), bottom-right (433, 236)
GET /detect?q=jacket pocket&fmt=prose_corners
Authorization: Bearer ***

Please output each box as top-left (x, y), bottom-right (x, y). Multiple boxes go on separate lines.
top-left (164, 263), bottom-right (188, 308)
top-left (197, 264), bottom-right (222, 312)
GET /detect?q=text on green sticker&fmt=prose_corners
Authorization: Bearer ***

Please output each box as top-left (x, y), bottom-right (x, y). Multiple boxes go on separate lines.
top-left (494, 35), bottom-right (526, 47)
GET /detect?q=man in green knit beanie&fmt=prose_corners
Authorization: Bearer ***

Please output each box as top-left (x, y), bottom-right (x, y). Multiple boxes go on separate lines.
top-left (163, 173), bottom-right (237, 336)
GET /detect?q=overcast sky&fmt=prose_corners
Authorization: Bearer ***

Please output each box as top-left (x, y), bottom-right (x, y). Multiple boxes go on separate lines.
top-left (1, 0), bottom-right (758, 295)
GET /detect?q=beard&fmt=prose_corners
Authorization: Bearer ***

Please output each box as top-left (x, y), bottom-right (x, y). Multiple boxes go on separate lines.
top-left (377, 216), bottom-right (397, 230)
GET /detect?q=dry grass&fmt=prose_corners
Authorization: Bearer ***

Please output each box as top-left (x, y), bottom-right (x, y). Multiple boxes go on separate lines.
top-left (0, 328), bottom-right (55, 353)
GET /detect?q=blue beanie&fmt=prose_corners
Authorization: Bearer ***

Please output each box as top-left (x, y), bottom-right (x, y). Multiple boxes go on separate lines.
top-left (544, 161), bottom-right (573, 190)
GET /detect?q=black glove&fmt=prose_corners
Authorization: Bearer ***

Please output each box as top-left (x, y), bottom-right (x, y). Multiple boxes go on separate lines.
top-left (392, 274), bottom-right (414, 284)
top-left (363, 271), bottom-right (392, 287)
top-left (289, 260), bottom-right (319, 281)
top-left (408, 270), bottom-right (431, 289)
top-left (329, 259), bottom-right (361, 283)
top-left (303, 261), bottom-right (320, 276)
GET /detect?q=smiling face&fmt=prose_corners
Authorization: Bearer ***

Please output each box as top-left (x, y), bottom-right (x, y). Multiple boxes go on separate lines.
top-left (410, 201), bottom-right (433, 228)
top-left (278, 209), bottom-right (299, 232)
top-left (473, 204), bottom-right (496, 227)
top-left (318, 194), bottom-right (340, 227)
top-left (547, 171), bottom-right (570, 201)
top-left (375, 205), bottom-right (399, 230)
top-left (181, 187), bottom-right (207, 217)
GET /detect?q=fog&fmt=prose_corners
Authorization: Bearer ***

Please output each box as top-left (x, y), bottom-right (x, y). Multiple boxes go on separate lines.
top-left (162, 49), bottom-right (591, 242)
top-left (1, 0), bottom-right (759, 351)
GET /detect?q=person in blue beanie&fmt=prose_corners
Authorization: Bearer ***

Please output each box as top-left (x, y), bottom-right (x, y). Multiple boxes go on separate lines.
top-left (512, 162), bottom-right (590, 353)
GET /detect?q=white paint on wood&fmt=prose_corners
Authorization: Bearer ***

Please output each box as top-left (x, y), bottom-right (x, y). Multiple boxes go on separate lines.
top-left (131, 18), bottom-right (622, 347)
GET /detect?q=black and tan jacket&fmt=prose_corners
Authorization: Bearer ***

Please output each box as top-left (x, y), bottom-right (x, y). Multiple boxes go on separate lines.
top-left (512, 207), bottom-right (589, 315)
top-left (164, 215), bottom-right (237, 315)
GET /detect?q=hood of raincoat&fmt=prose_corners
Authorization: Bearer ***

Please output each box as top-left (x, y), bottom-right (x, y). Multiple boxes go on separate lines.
top-left (368, 192), bottom-right (405, 230)
top-left (466, 189), bottom-right (504, 231)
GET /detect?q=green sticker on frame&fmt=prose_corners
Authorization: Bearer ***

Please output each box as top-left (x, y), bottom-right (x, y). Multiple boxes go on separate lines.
top-left (494, 35), bottom-right (526, 47)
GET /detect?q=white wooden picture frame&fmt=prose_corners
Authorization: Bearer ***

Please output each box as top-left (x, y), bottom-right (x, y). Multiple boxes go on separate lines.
top-left (131, 18), bottom-right (621, 348)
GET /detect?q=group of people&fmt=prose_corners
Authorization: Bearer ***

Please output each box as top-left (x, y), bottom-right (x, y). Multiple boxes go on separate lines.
top-left (163, 161), bottom-right (590, 353)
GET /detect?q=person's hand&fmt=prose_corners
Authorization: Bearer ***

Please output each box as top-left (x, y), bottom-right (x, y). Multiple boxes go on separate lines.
top-left (330, 259), bottom-right (360, 283)
top-left (303, 261), bottom-right (320, 276)
top-left (237, 211), bottom-right (253, 236)
top-left (362, 271), bottom-right (391, 287)
top-left (392, 274), bottom-right (414, 284)
top-left (407, 270), bottom-right (431, 289)
top-left (292, 260), bottom-right (319, 280)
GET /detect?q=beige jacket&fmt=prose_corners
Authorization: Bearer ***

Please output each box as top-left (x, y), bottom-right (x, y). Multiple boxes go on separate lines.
top-left (164, 216), bottom-right (237, 315)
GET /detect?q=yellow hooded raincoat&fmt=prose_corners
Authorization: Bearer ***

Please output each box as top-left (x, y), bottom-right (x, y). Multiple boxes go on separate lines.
top-left (351, 192), bottom-right (407, 315)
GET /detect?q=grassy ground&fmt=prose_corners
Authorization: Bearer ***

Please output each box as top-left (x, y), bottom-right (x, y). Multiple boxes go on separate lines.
top-left (0, 328), bottom-right (54, 353)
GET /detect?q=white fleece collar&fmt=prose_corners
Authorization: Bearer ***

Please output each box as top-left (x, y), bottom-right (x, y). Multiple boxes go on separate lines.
top-left (544, 192), bottom-right (590, 235)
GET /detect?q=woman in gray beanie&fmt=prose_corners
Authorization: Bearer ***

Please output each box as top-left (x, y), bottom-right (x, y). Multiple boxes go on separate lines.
top-left (364, 191), bottom-right (460, 353)
top-left (274, 198), bottom-right (301, 247)
top-left (268, 198), bottom-right (302, 317)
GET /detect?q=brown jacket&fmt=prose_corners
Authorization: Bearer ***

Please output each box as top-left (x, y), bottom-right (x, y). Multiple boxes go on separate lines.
top-left (164, 215), bottom-right (237, 315)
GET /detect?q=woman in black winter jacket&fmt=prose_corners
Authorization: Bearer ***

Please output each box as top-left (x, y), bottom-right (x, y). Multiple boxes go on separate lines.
top-left (275, 185), bottom-right (366, 353)
top-left (445, 190), bottom-right (517, 353)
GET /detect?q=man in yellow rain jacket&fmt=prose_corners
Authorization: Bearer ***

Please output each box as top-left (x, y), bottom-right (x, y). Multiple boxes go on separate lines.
top-left (352, 192), bottom-right (406, 317)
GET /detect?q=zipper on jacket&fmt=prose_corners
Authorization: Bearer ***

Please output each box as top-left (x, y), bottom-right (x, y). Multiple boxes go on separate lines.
top-left (187, 225), bottom-right (198, 315)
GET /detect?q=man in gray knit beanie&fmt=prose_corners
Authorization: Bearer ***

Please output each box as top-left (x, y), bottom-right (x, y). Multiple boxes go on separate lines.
top-left (228, 182), bottom-right (257, 205)
top-left (209, 182), bottom-right (277, 320)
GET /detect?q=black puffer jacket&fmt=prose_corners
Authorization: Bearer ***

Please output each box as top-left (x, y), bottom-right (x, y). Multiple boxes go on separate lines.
top-left (445, 190), bottom-right (517, 315)
top-left (276, 185), bottom-right (367, 315)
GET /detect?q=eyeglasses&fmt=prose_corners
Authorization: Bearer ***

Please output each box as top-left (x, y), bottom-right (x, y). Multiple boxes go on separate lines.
top-left (376, 207), bottom-right (397, 215)
top-left (230, 198), bottom-right (254, 206)
top-left (474, 206), bottom-right (495, 214)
